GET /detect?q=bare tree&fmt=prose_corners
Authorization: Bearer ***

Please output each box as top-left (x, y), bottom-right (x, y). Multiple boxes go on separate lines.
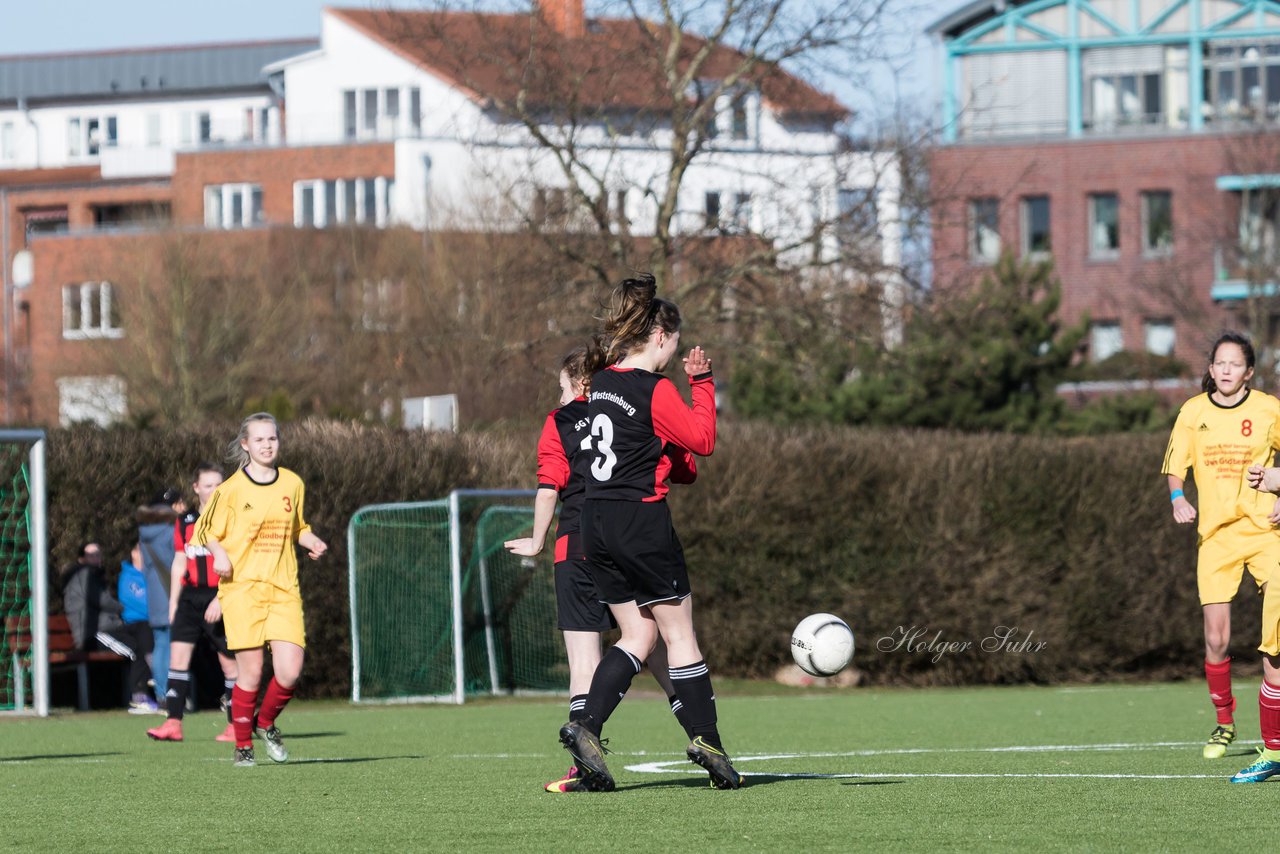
top-left (363, 1), bottom-right (912, 356)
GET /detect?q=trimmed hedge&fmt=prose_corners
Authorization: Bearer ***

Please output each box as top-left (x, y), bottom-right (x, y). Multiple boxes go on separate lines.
top-left (42, 421), bottom-right (1241, 697)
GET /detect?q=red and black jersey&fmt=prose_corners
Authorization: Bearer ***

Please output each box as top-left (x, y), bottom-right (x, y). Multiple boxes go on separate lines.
top-left (175, 510), bottom-right (219, 589)
top-left (584, 365), bottom-right (714, 502)
top-left (536, 398), bottom-right (593, 539)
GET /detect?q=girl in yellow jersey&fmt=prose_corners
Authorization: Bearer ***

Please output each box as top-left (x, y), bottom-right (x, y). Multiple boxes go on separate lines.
top-left (192, 413), bottom-right (327, 767)
top-left (1163, 332), bottom-right (1280, 762)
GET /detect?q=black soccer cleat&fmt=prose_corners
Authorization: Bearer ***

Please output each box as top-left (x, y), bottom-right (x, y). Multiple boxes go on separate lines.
top-left (558, 719), bottom-right (615, 792)
top-left (687, 736), bottom-right (743, 790)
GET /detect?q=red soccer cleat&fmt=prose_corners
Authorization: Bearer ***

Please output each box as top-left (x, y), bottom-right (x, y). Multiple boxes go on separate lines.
top-left (146, 719), bottom-right (184, 742)
top-left (215, 723), bottom-right (237, 743)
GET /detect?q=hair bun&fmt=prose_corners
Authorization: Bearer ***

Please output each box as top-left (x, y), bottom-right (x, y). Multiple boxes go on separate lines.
top-left (619, 274), bottom-right (656, 303)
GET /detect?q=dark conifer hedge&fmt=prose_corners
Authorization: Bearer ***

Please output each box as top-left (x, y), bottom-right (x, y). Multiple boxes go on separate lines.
top-left (42, 422), bottom-right (1234, 696)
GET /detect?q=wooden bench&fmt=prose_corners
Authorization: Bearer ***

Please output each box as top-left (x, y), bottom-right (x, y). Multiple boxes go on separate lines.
top-left (5, 613), bottom-right (127, 711)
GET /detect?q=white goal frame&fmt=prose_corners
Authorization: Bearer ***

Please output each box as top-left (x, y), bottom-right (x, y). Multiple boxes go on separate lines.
top-left (0, 430), bottom-right (48, 716)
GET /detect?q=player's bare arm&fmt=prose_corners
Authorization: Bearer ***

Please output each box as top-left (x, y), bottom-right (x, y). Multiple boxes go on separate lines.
top-left (299, 531), bottom-right (327, 560)
top-left (208, 540), bottom-right (233, 579)
top-left (505, 487), bottom-right (558, 557)
top-left (1168, 475), bottom-right (1196, 525)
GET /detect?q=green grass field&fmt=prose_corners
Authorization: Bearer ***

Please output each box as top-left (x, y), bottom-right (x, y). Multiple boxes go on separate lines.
top-left (2, 680), bottom-right (1276, 852)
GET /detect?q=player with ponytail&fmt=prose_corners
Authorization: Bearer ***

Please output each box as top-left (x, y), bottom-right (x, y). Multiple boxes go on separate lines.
top-left (506, 338), bottom-right (698, 792)
top-left (557, 274), bottom-right (742, 791)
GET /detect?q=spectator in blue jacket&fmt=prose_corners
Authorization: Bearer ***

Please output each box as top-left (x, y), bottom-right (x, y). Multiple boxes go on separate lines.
top-left (116, 542), bottom-right (158, 712)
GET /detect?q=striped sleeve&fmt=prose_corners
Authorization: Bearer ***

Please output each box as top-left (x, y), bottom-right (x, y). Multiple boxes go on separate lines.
top-left (191, 483), bottom-right (231, 545)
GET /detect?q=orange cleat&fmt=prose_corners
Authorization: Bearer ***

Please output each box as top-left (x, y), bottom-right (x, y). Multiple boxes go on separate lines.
top-left (146, 719), bottom-right (184, 742)
top-left (215, 723), bottom-right (237, 743)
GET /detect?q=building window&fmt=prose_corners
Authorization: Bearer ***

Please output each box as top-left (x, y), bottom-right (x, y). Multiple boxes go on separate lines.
top-left (1144, 319), bottom-right (1175, 356)
top-left (62, 282), bottom-right (123, 339)
top-left (1, 121), bottom-right (15, 160)
top-left (1208, 42), bottom-right (1280, 123)
top-left (67, 118), bottom-right (81, 157)
top-left (533, 187), bottom-right (570, 227)
top-left (730, 92), bottom-right (750, 140)
top-left (1089, 73), bottom-right (1161, 129)
top-left (608, 189), bottom-right (629, 230)
top-left (385, 89), bottom-right (400, 129)
top-left (57, 376), bottom-right (127, 427)
top-left (837, 187), bottom-right (878, 248)
top-left (295, 178), bottom-right (391, 227)
top-left (1142, 191), bottom-right (1173, 255)
top-left (1090, 320), bottom-right (1124, 362)
top-left (704, 191), bottom-right (722, 230)
top-left (1021, 196), bottom-right (1051, 257)
top-left (1088, 193), bottom-right (1120, 258)
top-left (179, 111), bottom-right (212, 146)
top-left (343, 90), bottom-right (358, 139)
top-left (409, 88), bottom-right (422, 135)
top-left (145, 113), bottom-right (162, 147)
top-left (65, 115), bottom-right (118, 157)
top-left (732, 192), bottom-right (753, 231)
top-left (363, 89), bottom-right (378, 134)
top-left (204, 184), bottom-right (263, 229)
top-left (969, 197), bottom-right (1000, 263)
top-left (24, 208), bottom-right (69, 242)
top-left (359, 279), bottom-right (404, 332)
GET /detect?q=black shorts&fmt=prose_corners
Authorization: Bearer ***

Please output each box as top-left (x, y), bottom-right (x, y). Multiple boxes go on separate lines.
top-left (170, 587), bottom-right (230, 655)
top-left (555, 555), bottom-right (616, 632)
top-left (582, 499), bottom-right (691, 607)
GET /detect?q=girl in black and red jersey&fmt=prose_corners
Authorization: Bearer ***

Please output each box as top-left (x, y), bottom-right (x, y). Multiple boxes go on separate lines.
top-left (558, 274), bottom-right (741, 791)
top-left (146, 462), bottom-right (239, 744)
top-left (505, 340), bottom-right (698, 793)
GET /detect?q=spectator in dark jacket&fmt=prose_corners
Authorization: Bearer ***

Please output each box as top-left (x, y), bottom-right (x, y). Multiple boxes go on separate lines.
top-left (62, 542), bottom-right (155, 711)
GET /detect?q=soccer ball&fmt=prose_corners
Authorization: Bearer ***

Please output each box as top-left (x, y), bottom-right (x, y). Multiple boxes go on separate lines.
top-left (790, 613), bottom-right (855, 677)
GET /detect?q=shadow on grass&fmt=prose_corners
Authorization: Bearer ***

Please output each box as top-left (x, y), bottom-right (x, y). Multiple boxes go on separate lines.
top-left (289, 755), bottom-right (425, 765)
top-left (282, 732), bottom-right (344, 740)
top-left (0, 752), bottom-right (124, 762)
top-left (621, 774), bottom-right (903, 791)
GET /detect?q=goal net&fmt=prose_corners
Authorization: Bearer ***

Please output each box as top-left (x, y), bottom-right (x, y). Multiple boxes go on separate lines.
top-left (348, 489), bottom-right (566, 704)
top-left (0, 431), bottom-right (49, 715)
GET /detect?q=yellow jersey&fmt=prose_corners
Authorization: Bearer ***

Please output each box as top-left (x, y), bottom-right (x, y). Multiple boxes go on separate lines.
top-left (192, 466), bottom-right (312, 592)
top-left (1162, 389), bottom-right (1280, 540)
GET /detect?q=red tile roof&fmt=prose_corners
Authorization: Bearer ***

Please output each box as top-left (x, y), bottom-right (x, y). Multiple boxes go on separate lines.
top-left (327, 7), bottom-right (847, 119)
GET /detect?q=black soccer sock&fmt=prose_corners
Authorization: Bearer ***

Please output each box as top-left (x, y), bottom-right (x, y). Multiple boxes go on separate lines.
top-left (166, 670), bottom-right (190, 721)
top-left (582, 646), bottom-right (643, 736)
top-left (223, 679), bottom-right (235, 723)
top-left (669, 660), bottom-right (722, 750)
top-left (668, 693), bottom-right (694, 740)
top-left (569, 694), bottom-right (589, 723)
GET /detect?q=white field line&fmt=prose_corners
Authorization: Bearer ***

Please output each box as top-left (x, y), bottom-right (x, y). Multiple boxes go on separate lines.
top-left (448, 739), bottom-right (1262, 761)
top-left (623, 760), bottom-right (1228, 781)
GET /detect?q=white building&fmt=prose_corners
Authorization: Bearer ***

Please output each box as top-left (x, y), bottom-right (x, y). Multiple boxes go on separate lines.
top-left (0, 40), bottom-right (313, 178)
top-left (270, 6), bottom-right (901, 280)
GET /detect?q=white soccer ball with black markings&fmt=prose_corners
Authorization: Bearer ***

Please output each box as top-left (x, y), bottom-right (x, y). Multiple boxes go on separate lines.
top-left (790, 613), bottom-right (855, 677)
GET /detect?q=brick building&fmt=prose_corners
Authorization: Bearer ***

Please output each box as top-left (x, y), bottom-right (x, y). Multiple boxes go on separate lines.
top-left (1, 3), bottom-right (900, 426)
top-left (928, 0), bottom-right (1280, 371)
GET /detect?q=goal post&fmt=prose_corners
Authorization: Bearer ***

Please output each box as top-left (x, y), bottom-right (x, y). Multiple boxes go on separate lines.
top-left (0, 430), bottom-right (48, 716)
top-left (348, 489), bottom-right (565, 705)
